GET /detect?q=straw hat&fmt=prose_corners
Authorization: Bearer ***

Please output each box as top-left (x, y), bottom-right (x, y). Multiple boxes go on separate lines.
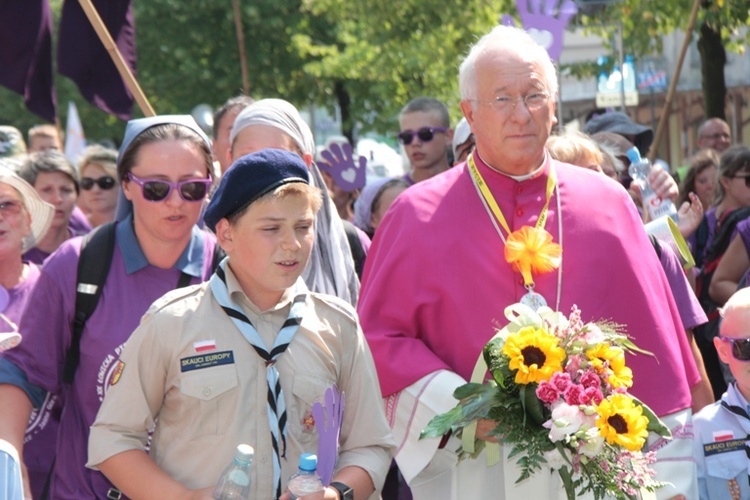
top-left (0, 164), bottom-right (54, 251)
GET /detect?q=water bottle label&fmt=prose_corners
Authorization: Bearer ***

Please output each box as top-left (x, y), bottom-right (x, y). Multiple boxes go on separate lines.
top-left (227, 470), bottom-right (250, 486)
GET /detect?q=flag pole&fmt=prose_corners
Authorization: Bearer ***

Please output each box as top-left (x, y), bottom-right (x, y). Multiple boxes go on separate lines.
top-left (647, 0), bottom-right (701, 164)
top-left (76, 0), bottom-right (156, 117)
top-left (232, 0), bottom-right (250, 95)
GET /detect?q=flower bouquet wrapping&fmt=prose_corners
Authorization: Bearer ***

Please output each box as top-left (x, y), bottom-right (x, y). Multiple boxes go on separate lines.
top-left (420, 303), bottom-right (670, 500)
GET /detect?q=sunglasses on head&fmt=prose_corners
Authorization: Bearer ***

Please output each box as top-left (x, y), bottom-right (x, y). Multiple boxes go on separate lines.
top-left (81, 176), bottom-right (116, 191)
top-left (397, 127), bottom-right (448, 145)
top-left (721, 336), bottom-right (750, 361)
top-left (127, 173), bottom-right (212, 202)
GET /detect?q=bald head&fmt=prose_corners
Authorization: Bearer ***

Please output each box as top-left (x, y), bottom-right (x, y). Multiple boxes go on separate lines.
top-left (720, 288), bottom-right (750, 338)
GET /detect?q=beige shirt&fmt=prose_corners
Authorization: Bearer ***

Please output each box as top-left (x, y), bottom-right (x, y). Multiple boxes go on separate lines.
top-left (87, 265), bottom-right (393, 496)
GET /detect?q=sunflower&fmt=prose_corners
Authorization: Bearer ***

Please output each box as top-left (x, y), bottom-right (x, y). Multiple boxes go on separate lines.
top-left (585, 343), bottom-right (633, 389)
top-left (502, 325), bottom-right (565, 385)
top-left (595, 394), bottom-right (649, 451)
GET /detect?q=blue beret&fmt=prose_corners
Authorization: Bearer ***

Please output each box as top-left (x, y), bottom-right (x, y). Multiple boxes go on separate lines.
top-left (203, 148), bottom-right (310, 231)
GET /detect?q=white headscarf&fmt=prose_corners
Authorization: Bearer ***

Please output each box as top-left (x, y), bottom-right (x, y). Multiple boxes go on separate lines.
top-left (230, 99), bottom-right (359, 305)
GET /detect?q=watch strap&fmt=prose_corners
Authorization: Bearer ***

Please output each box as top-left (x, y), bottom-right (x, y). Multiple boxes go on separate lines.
top-left (329, 481), bottom-right (354, 500)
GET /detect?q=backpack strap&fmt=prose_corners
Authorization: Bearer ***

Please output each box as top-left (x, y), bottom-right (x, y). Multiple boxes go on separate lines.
top-left (63, 222), bottom-right (117, 385)
top-left (649, 234), bottom-right (663, 260)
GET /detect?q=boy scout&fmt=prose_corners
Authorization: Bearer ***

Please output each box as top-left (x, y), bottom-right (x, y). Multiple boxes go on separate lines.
top-left (693, 287), bottom-right (750, 499)
top-left (87, 149), bottom-right (393, 500)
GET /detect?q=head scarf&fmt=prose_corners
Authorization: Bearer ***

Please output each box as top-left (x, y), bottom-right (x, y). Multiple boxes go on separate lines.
top-left (114, 115), bottom-right (212, 221)
top-left (230, 99), bottom-right (359, 305)
top-left (353, 177), bottom-right (393, 235)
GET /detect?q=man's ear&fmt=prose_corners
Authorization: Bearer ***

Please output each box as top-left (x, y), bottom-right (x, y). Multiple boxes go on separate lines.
top-left (215, 218), bottom-right (234, 254)
top-left (714, 336), bottom-right (731, 364)
top-left (460, 100), bottom-right (475, 128)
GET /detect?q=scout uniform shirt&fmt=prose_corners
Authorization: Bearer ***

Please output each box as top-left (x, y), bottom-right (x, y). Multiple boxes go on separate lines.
top-left (88, 263), bottom-right (394, 497)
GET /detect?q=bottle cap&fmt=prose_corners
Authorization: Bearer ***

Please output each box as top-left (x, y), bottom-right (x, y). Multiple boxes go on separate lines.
top-left (235, 444), bottom-right (254, 463)
top-left (298, 453), bottom-right (318, 471)
top-left (625, 146), bottom-right (642, 164)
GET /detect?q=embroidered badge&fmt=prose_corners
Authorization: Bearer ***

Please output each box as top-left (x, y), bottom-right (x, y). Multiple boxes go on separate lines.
top-left (180, 351), bottom-right (234, 372)
top-left (110, 360), bottom-right (125, 386)
top-left (713, 430), bottom-right (734, 442)
top-left (703, 438), bottom-right (746, 457)
top-left (301, 410), bottom-right (316, 432)
top-left (193, 339), bottom-right (217, 353)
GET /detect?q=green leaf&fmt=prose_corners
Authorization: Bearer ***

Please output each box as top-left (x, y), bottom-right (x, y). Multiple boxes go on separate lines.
top-left (420, 405), bottom-right (464, 439)
top-left (520, 384), bottom-right (547, 426)
top-left (558, 466), bottom-right (576, 500)
top-left (632, 396), bottom-right (671, 438)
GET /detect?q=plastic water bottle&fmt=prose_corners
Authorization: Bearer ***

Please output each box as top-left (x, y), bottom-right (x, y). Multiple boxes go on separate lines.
top-left (626, 147), bottom-right (678, 221)
top-left (287, 453), bottom-right (325, 500)
top-left (623, 55), bottom-right (636, 92)
top-left (213, 444), bottom-right (254, 500)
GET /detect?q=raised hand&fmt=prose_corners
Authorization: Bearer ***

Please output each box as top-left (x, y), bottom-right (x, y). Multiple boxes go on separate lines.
top-left (312, 385), bottom-right (345, 485)
top-left (501, 0), bottom-right (578, 62)
top-left (318, 143), bottom-right (367, 192)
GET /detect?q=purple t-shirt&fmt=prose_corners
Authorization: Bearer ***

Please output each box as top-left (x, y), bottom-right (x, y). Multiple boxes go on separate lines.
top-left (658, 243), bottom-right (707, 330)
top-left (4, 221), bottom-right (217, 499)
top-left (2, 263), bottom-right (59, 499)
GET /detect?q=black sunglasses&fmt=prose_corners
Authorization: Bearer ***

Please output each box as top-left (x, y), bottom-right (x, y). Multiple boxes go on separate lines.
top-left (721, 336), bottom-right (750, 361)
top-left (397, 127), bottom-right (448, 145)
top-left (80, 176), bottom-right (116, 191)
top-left (127, 173), bottom-right (212, 202)
top-left (732, 174), bottom-right (750, 188)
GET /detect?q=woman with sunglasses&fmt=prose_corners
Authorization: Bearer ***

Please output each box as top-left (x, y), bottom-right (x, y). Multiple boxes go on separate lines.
top-left (0, 165), bottom-right (56, 500)
top-left (77, 145), bottom-right (119, 229)
top-left (0, 116), bottom-right (219, 500)
top-left (19, 150), bottom-right (88, 265)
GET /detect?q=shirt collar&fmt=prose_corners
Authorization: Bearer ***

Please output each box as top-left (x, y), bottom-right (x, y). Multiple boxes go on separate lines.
top-left (116, 214), bottom-right (206, 276)
top-left (223, 260), bottom-right (296, 315)
top-left (475, 150), bottom-right (549, 181)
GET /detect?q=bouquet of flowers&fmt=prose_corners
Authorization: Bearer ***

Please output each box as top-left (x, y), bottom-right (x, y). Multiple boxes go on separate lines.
top-left (421, 303), bottom-right (670, 500)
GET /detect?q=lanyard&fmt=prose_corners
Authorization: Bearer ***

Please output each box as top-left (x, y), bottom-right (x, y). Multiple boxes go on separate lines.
top-left (467, 153), bottom-right (556, 238)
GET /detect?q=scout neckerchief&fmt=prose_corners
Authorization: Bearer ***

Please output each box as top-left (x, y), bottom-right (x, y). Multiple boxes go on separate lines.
top-left (210, 258), bottom-right (307, 499)
top-left (467, 152), bottom-right (562, 310)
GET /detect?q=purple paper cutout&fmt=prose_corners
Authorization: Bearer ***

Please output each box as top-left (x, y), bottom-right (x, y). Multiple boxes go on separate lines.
top-left (0, 287), bottom-right (8, 313)
top-left (312, 385), bottom-right (345, 485)
top-left (317, 143), bottom-right (367, 192)
top-left (502, 0), bottom-right (578, 62)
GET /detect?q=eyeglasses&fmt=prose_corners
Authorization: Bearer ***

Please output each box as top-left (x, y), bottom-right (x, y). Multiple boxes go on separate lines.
top-left (127, 173), bottom-right (212, 202)
top-left (475, 92), bottom-right (551, 116)
top-left (701, 132), bottom-right (730, 141)
top-left (0, 200), bottom-right (23, 217)
top-left (397, 127), bottom-right (448, 145)
top-left (731, 174), bottom-right (750, 188)
top-left (81, 176), bottom-right (116, 191)
top-left (721, 336), bottom-right (750, 361)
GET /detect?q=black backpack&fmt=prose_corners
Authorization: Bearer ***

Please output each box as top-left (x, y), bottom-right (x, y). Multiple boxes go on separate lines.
top-left (62, 222), bottom-right (224, 384)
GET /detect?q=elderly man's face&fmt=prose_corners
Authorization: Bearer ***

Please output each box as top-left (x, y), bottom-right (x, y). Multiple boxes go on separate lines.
top-left (697, 120), bottom-right (731, 153)
top-left (461, 46), bottom-right (557, 175)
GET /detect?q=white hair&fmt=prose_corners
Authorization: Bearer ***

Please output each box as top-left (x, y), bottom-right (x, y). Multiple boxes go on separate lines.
top-left (458, 25), bottom-right (559, 103)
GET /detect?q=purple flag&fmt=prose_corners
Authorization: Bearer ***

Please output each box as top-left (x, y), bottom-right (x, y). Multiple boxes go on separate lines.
top-left (57, 0), bottom-right (136, 120)
top-left (0, 0), bottom-right (56, 121)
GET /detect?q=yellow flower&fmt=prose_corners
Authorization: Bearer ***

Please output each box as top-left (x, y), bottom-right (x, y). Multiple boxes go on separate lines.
top-left (595, 394), bottom-right (649, 451)
top-left (586, 343), bottom-right (633, 389)
top-left (502, 325), bottom-right (565, 384)
top-left (505, 226), bottom-right (561, 285)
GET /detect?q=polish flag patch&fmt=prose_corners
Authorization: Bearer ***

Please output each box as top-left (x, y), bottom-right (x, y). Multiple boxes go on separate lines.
top-left (194, 340), bottom-right (217, 353)
top-left (713, 430), bottom-right (734, 442)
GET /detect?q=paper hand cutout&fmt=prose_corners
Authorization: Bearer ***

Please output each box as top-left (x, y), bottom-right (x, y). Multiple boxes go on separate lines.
top-left (502, 0), bottom-right (578, 62)
top-left (318, 143), bottom-right (367, 192)
top-left (313, 385), bottom-right (345, 486)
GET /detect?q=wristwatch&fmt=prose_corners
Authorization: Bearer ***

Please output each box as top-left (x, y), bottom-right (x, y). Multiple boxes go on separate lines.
top-left (330, 481), bottom-right (354, 500)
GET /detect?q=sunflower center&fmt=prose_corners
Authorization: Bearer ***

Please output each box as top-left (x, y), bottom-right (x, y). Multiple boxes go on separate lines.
top-left (607, 414), bottom-right (629, 434)
top-left (521, 346), bottom-right (546, 367)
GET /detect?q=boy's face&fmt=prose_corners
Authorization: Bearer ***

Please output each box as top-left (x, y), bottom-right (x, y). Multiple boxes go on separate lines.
top-left (216, 193), bottom-right (315, 309)
top-left (715, 305), bottom-right (750, 400)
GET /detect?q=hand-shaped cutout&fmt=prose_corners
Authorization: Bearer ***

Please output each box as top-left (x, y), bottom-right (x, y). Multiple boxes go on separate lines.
top-left (313, 385), bottom-right (345, 485)
top-left (501, 0), bottom-right (578, 62)
top-left (318, 143), bottom-right (367, 192)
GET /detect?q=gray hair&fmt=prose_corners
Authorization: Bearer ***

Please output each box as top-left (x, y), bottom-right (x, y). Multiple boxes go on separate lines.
top-left (458, 25), bottom-right (558, 103)
top-left (19, 150), bottom-right (79, 193)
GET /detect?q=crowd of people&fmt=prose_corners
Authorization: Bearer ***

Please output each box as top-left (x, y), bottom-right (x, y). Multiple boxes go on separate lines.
top-left (0, 23), bottom-right (748, 500)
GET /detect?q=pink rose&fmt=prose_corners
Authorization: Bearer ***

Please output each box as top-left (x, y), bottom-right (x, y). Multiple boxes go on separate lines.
top-left (564, 384), bottom-right (586, 406)
top-left (550, 371), bottom-right (572, 392)
top-left (579, 370), bottom-right (601, 390)
top-left (536, 381), bottom-right (560, 404)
